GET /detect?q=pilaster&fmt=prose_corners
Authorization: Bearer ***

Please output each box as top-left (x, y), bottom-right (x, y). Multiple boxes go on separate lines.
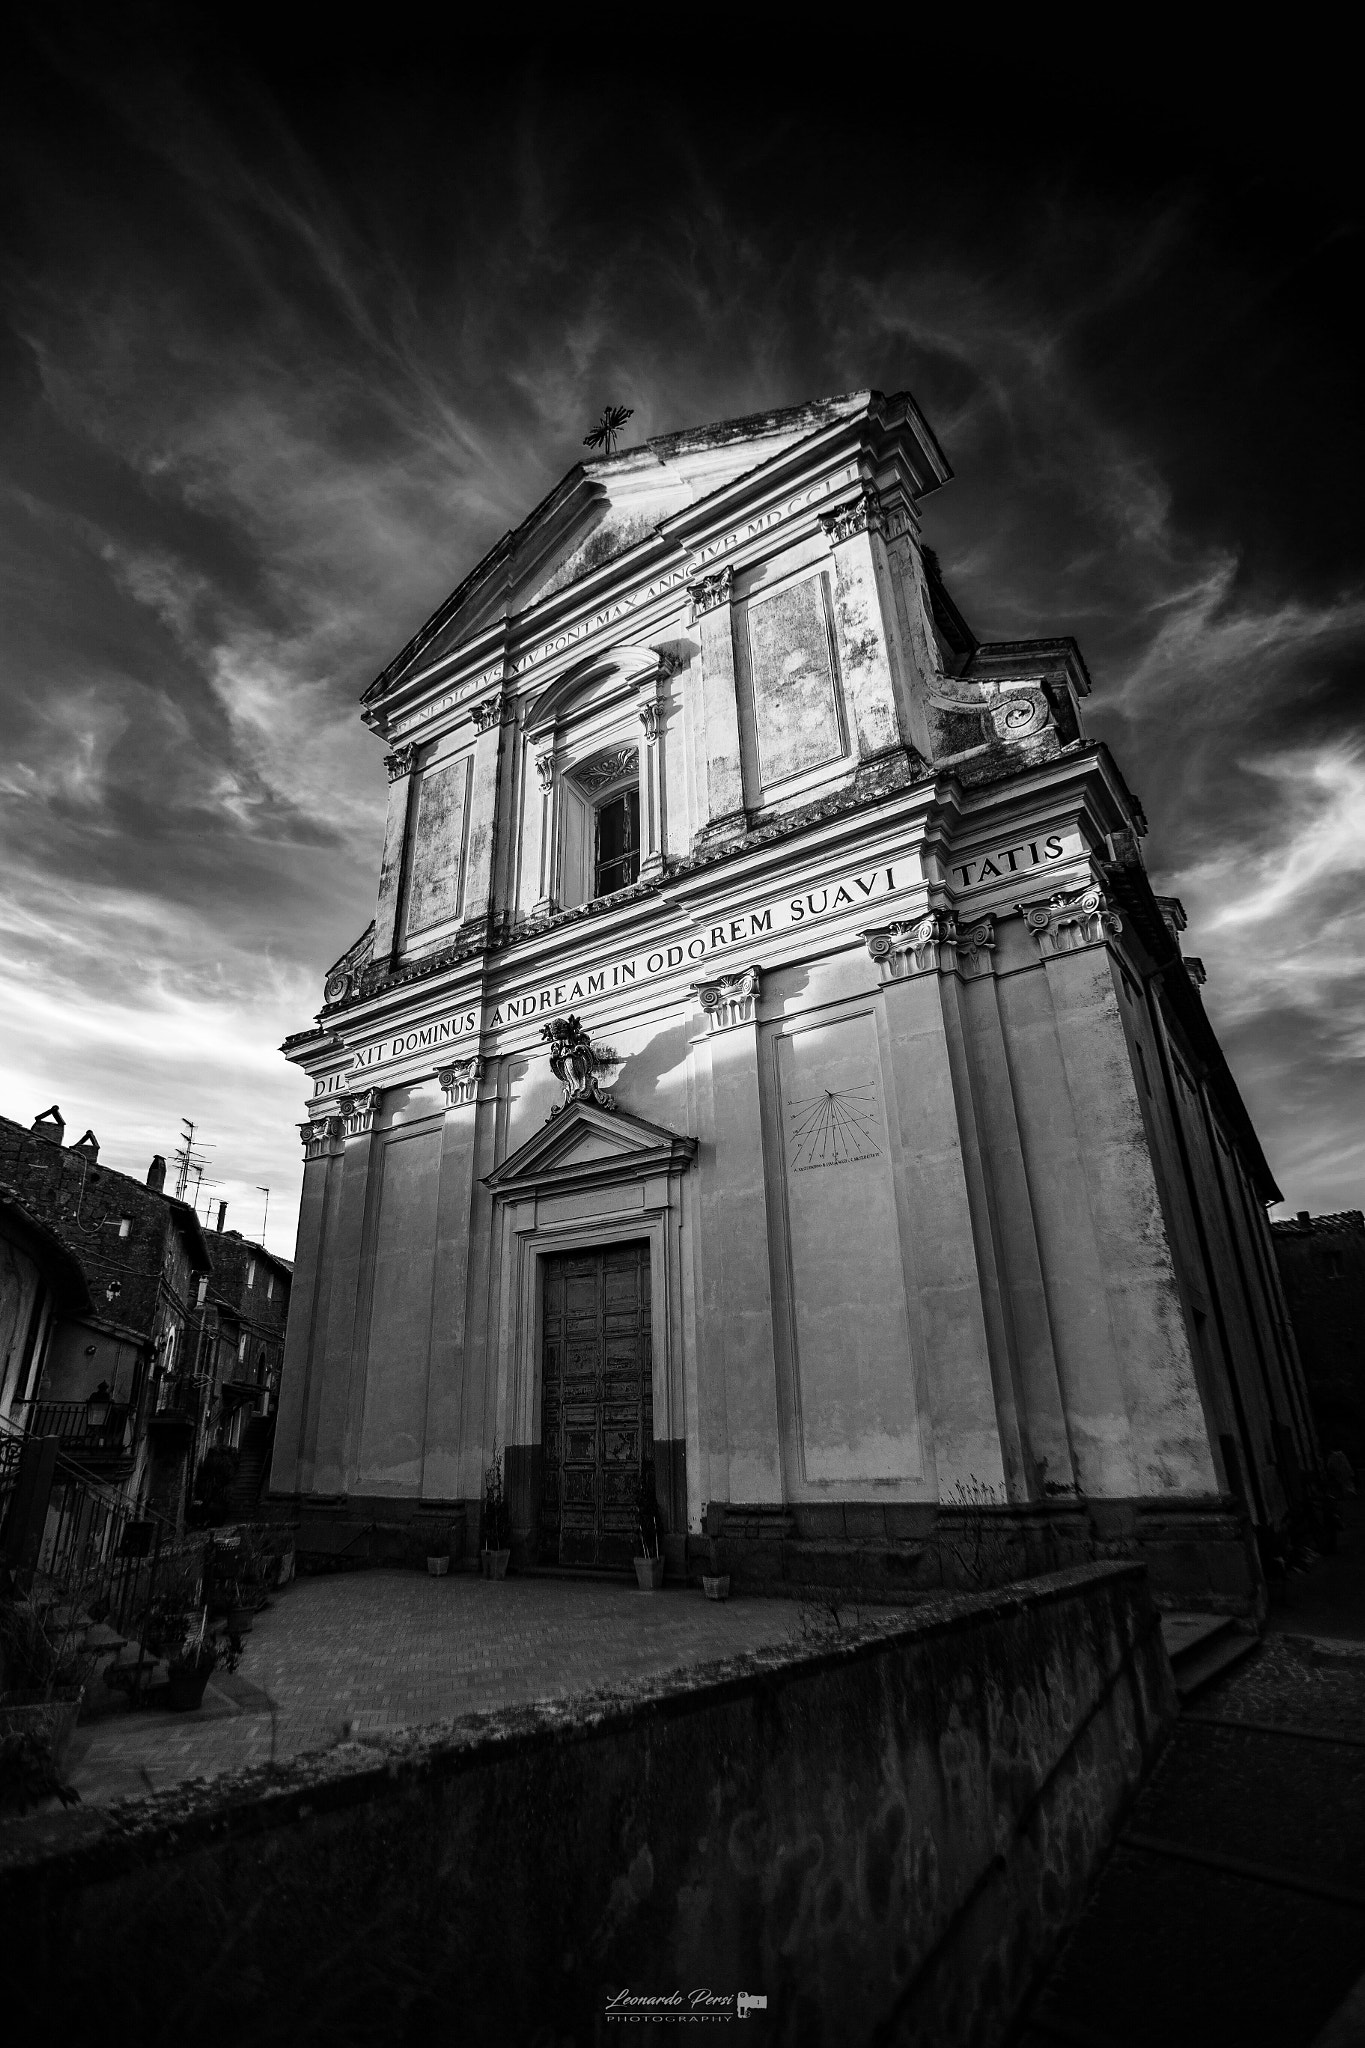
top-left (461, 694), bottom-right (514, 940)
top-left (373, 745), bottom-right (418, 965)
top-left (311, 1099), bottom-right (383, 1494)
top-left (532, 748), bottom-right (559, 915)
top-left (689, 966), bottom-right (781, 1502)
top-left (687, 567), bottom-right (747, 846)
top-left (638, 690), bottom-right (667, 878)
top-left (863, 919), bottom-right (1010, 1497)
top-left (271, 1116), bottom-right (344, 1494)
top-left (422, 1058), bottom-right (487, 1500)
top-left (818, 488), bottom-right (921, 773)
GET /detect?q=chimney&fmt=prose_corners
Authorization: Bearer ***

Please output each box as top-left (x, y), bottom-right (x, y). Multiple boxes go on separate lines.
top-left (72, 1129), bottom-right (100, 1163)
top-left (216, 1199), bottom-right (228, 1233)
top-left (31, 1105), bottom-right (65, 1145)
top-left (1297, 1209), bottom-right (1312, 1225)
top-left (146, 1154), bottom-right (167, 1193)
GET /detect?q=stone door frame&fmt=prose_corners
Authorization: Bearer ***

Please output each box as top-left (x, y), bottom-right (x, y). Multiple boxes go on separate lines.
top-left (483, 1103), bottom-right (697, 1546)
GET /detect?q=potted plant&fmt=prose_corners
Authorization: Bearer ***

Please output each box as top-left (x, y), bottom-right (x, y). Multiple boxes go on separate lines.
top-left (634, 1461), bottom-right (665, 1591)
top-left (701, 1515), bottom-right (730, 1601)
top-left (425, 1524), bottom-right (451, 1577)
top-left (482, 1448), bottom-right (511, 1580)
top-left (165, 1609), bottom-right (222, 1712)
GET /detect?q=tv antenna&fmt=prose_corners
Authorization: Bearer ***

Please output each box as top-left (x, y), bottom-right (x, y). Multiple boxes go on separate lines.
top-left (257, 1186), bottom-right (270, 1243)
top-left (172, 1119), bottom-right (211, 1201)
top-left (583, 404), bottom-right (634, 457)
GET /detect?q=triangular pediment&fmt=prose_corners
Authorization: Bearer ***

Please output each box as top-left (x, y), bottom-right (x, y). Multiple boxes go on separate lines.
top-left (483, 1100), bottom-right (697, 1196)
top-left (362, 392), bottom-right (910, 709)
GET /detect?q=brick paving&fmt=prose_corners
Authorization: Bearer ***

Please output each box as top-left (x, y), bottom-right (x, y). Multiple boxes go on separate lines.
top-left (64, 1571), bottom-right (812, 1807)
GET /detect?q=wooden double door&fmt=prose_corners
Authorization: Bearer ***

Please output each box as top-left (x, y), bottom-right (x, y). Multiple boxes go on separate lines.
top-left (540, 1243), bottom-right (653, 1568)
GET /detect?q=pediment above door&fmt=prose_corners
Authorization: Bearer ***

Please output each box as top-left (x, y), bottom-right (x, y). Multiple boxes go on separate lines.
top-left (483, 1100), bottom-right (697, 1199)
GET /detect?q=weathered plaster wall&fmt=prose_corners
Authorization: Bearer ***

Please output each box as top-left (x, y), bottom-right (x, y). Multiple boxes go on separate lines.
top-left (1, 1564), bottom-right (1173, 2048)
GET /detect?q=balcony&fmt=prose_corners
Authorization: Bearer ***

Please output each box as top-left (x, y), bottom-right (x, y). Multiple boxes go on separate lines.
top-left (9, 1399), bottom-right (133, 1467)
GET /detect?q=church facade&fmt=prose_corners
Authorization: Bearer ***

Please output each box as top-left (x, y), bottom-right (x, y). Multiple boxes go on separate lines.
top-left (271, 391), bottom-right (1316, 1609)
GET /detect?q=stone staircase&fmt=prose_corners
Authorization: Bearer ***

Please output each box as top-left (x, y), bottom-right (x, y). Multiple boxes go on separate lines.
top-left (1160, 1609), bottom-right (1260, 1701)
top-left (227, 1414), bottom-right (275, 1517)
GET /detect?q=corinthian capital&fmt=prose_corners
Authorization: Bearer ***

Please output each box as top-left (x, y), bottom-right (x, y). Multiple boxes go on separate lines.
top-left (818, 487), bottom-right (888, 546)
top-left (384, 743), bottom-right (419, 782)
top-left (472, 694), bottom-right (514, 734)
top-left (1017, 886), bottom-right (1122, 957)
top-left (687, 565), bottom-right (734, 617)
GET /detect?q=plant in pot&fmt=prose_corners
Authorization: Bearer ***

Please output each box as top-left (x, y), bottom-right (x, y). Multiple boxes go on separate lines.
top-left (634, 1461), bottom-right (665, 1591)
top-left (482, 1448), bottom-right (511, 1580)
top-left (165, 1608), bottom-right (228, 1712)
top-left (425, 1524), bottom-right (451, 1577)
top-left (700, 1508), bottom-right (730, 1601)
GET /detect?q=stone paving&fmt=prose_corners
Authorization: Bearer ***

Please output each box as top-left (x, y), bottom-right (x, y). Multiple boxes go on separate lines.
top-left (64, 1570), bottom-right (816, 1806)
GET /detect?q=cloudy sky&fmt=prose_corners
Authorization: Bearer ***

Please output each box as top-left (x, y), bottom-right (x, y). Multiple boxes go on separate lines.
top-left (2, 24), bottom-right (1361, 1257)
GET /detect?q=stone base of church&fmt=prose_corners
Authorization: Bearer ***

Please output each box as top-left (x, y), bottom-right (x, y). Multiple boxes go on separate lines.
top-left (693, 1494), bottom-right (1265, 1620)
top-left (264, 1487), bottom-right (1263, 1618)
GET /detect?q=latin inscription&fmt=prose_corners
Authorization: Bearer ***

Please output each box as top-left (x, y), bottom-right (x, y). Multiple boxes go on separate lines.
top-left (953, 834), bottom-right (1067, 891)
top-left (390, 466), bottom-right (861, 736)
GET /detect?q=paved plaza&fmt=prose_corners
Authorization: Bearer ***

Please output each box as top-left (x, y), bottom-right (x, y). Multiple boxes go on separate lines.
top-left (64, 1570), bottom-right (812, 1806)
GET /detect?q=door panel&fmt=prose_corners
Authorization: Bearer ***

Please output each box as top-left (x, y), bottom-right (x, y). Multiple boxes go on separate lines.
top-left (540, 1243), bottom-right (652, 1567)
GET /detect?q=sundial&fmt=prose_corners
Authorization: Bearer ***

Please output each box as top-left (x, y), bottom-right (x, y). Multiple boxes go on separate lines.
top-left (787, 1084), bottom-right (881, 1172)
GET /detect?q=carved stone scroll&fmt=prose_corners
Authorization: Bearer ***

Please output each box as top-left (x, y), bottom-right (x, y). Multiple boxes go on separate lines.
top-left (335, 1086), bottom-right (381, 1138)
top-left (862, 912), bottom-right (995, 982)
top-left (437, 1056), bottom-right (484, 1108)
top-left (471, 694), bottom-right (515, 734)
top-left (298, 1116), bottom-right (342, 1163)
top-left (817, 487), bottom-right (888, 546)
top-left (691, 964), bottom-right (761, 1031)
top-left (687, 565), bottom-right (734, 618)
top-left (1017, 886), bottom-right (1122, 957)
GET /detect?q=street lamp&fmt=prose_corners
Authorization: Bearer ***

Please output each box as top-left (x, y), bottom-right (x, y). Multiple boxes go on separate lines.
top-left (85, 1381), bottom-right (113, 1432)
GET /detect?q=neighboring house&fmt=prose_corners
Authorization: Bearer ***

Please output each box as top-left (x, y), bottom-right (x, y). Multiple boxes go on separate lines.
top-left (0, 1105), bottom-right (212, 1548)
top-left (188, 1221), bottom-right (292, 1513)
top-left (1272, 1210), bottom-right (1365, 1477)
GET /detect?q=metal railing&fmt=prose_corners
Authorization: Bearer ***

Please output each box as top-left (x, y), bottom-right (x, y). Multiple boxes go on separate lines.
top-left (8, 1399), bottom-right (132, 1452)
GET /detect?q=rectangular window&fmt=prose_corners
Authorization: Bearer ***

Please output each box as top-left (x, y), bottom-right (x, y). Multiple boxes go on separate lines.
top-left (246, 1260), bottom-right (255, 1289)
top-left (594, 787), bottom-right (640, 897)
top-left (746, 572), bottom-right (846, 789)
top-left (266, 1271), bottom-right (274, 1300)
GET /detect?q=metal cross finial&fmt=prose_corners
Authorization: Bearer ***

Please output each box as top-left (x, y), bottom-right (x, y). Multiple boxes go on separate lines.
top-left (583, 404), bottom-right (634, 456)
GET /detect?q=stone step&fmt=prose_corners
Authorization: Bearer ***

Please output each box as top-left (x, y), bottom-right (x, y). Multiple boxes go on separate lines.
top-left (1171, 1625), bottom-right (1259, 1704)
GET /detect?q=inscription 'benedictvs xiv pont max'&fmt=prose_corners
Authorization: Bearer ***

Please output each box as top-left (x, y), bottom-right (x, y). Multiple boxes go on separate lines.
top-left (273, 389), bottom-right (1317, 1603)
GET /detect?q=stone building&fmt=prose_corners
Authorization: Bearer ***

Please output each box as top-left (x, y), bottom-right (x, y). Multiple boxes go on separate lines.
top-left (272, 391), bottom-right (1315, 1609)
top-left (0, 1105), bottom-right (211, 1536)
top-left (188, 1219), bottom-right (293, 1514)
top-left (1271, 1210), bottom-right (1365, 1479)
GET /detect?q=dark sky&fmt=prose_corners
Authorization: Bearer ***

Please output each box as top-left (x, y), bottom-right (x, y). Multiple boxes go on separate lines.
top-left (2, 20), bottom-right (1361, 1254)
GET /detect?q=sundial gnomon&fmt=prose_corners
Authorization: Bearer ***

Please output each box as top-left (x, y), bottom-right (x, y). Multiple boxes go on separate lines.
top-left (787, 1083), bottom-right (881, 1171)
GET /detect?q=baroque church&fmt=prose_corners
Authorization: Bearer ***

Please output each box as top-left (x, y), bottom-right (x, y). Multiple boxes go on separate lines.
top-left (272, 391), bottom-right (1316, 1607)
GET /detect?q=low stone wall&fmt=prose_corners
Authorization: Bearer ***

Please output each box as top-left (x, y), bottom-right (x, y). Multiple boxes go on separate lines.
top-left (0, 1563), bottom-right (1174, 2046)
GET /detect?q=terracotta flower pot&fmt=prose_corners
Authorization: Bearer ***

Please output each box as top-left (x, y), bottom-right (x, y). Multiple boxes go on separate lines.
top-left (634, 1555), bottom-right (665, 1591)
top-left (484, 1548), bottom-right (511, 1580)
top-left (702, 1574), bottom-right (731, 1601)
top-left (427, 1556), bottom-right (449, 1577)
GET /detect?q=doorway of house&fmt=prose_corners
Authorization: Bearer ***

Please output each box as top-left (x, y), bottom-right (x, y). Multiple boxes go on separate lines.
top-left (540, 1242), bottom-right (652, 1567)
